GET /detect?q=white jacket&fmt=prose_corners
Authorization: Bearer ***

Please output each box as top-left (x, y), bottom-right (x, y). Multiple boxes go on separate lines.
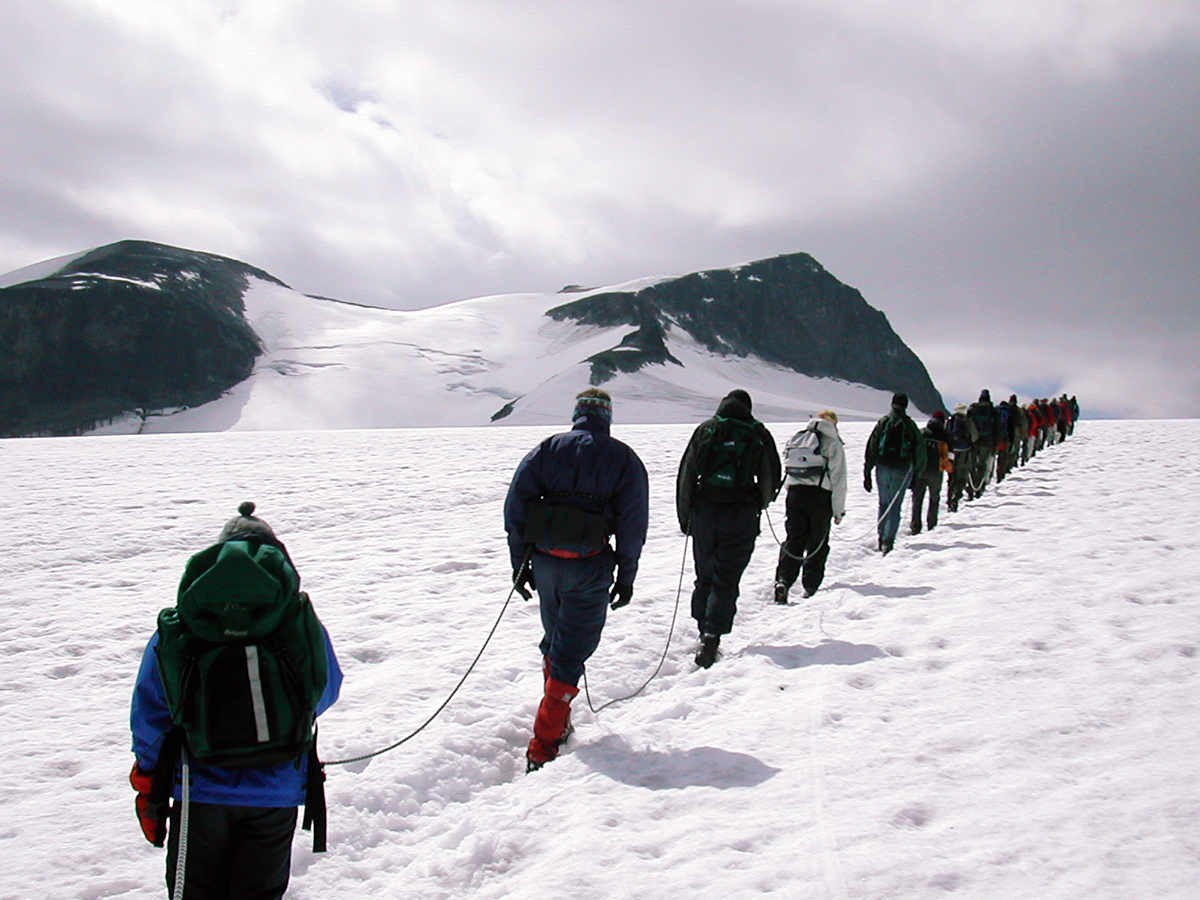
top-left (783, 418), bottom-right (847, 518)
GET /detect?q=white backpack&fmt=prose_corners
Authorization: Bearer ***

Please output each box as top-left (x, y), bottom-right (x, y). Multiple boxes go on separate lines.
top-left (783, 424), bottom-right (826, 480)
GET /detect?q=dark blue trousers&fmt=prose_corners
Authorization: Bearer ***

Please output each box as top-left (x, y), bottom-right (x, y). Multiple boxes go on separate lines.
top-left (689, 499), bottom-right (760, 636)
top-left (531, 550), bottom-right (615, 686)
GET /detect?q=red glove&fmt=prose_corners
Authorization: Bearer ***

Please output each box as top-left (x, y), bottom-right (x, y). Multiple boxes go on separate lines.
top-left (130, 763), bottom-right (167, 847)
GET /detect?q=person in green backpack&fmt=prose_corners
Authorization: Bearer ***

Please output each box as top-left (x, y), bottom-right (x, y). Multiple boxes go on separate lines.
top-left (130, 503), bottom-right (342, 900)
top-left (863, 393), bottom-right (926, 555)
top-left (677, 390), bottom-right (782, 667)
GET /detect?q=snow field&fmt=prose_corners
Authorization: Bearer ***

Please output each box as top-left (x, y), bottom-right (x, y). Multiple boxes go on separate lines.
top-left (0, 420), bottom-right (1198, 899)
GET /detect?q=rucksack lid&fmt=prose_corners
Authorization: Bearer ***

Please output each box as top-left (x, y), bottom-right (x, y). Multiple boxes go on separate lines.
top-left (178, 540), bottom-right (299, 642)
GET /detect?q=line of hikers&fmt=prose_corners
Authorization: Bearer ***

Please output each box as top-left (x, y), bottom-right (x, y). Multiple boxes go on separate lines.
top-left (130, 386), bottom-right (1078, 899)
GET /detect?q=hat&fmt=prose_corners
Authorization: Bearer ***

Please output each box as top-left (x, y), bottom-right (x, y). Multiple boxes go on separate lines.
top-left (218, 501), bottom-right (276, 542)
top-left (573, 388), bottom-right (612, 424)
top-left (725, 389), bottom-right (752, 412)
top-left (891, 392), bottom-right (909, 409)
top-left (979, 389), bottom-right (991, 402)
top-left (815, 409), bottom-right (839, 424)
top-left (931, 410), bottom-right (946, 421)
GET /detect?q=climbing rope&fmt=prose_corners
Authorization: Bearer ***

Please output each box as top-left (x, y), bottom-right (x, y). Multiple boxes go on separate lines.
top-left (171, 750), bottom-right (190, 900)
top-left (581, 530), bottom-right (690, 714)
top-left (324, 551), bottom-right (530, 767)
top-left (829, 464), bottom-right (914, 544)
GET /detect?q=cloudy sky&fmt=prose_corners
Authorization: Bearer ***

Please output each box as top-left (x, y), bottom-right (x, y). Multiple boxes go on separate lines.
top-left (3, 0), bottom-right (1198, 417)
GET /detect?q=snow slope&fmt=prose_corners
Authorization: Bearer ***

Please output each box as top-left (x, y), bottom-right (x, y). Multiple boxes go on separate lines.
top-left (2, 419), bottom-right (1198, 899)
top-left (91, 277), bottom-right (900, 434)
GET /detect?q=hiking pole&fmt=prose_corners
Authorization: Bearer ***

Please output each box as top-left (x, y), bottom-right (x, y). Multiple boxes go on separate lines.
top-left (581, 524), bottom-right (691, 714)
top-left (324, 549), bottom-right (531, 767)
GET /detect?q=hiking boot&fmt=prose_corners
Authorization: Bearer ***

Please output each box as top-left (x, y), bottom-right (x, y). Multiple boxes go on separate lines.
top-left (881, 541), bottom-right (894, 556)
top-left (773, 581), bottom-right (788, 604)
top-left (695, 634), bottom-right (720, 669)
top-left (910, 523), bottom-right (922, 535)
top-left (802, 588), bottom-right (815, 599)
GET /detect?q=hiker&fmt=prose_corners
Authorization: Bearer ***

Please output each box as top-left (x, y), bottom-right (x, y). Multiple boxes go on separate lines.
top-left (130, 503), bottom-right (342, 900)
top-left (504, 388), bottom-right (649, 771)
top-left (773, 410), bottom-right (847, 603)
top-left (966, 390), bottom-right (1001, 497)
top-left (677, 389), bottom-right (781, 667)
top-left (945, 404), bottom-right (977, 513)
top-left (910, 410), bottom-right (951, 534)
top-left (863, 392), bottom-right (925, 554)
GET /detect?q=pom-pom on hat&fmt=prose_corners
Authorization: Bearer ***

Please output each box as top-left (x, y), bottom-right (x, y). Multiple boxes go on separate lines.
top-left (573, 388), bottom-right (613, 424)
top-left (218, 501), bottom-right (276, 542)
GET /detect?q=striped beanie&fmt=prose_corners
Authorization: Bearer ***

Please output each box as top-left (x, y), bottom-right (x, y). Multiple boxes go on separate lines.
top-left (573, 388), bottom-right (613, 424)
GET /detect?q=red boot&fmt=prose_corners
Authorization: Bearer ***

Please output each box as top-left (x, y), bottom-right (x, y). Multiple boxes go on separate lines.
top-left (527, 676), bottom-right (579, 771)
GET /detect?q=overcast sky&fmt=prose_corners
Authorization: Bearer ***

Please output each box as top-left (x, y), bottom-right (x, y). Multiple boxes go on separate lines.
top-left (3, 0), bottom-right (1198, 417)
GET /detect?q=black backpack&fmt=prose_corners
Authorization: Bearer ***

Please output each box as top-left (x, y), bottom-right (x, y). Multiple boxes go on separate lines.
top-left (947, 414), bottom-right (972, 452)
top-left (875, 416), bottom-right (914, 465)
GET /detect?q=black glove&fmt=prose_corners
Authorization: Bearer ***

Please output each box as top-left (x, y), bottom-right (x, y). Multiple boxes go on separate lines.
top-left (513, 564), bottom-right (536, 600)
top-left (863, 471), bottom-right (873, 492)
top-left (610, 582), bottom-right (633, 610)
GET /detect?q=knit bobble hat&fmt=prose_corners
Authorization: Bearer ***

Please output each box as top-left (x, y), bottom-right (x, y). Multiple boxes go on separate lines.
top-left (931, 410), bottom-right (947, 421)
top-left (218, 501), bottom-right (276, 542)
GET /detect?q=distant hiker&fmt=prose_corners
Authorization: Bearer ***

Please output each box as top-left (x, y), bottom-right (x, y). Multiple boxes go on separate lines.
top-left (945, 404), bottom-right (978, 513)
top-left (130, 503), bottom-right (343, 900)
top-left (504, 388), bottom-right (649, 772)
top-left (773, 410), bottom-right (847, 603)
top-left (966, 390), bottom-right (1002, 497)
top-left (910, 410), bottom-right (951, 534)
top-left (677, 389), bottom-right (782, 667)
top-left (863, 393), bottom-right (925, 554)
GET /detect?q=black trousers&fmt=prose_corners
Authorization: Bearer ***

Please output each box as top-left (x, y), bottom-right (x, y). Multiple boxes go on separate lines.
top-left (774, 485), bottom-right (832, 595)
top-left (166, 802), bottom-right (297, 900)
top-left (689, 499), bottom-right (760, 636)
top-left (910, 471), bottom-right (942, 530)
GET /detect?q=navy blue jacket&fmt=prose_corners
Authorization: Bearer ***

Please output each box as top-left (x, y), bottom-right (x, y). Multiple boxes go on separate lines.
top-left (505, 414), bottom-right (649, 587)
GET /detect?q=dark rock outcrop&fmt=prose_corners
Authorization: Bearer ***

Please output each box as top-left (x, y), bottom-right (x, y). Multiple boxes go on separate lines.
top-left (548, 253), bottom-right (943, 412)
top-left (0, 240), bottom-right (278, 437)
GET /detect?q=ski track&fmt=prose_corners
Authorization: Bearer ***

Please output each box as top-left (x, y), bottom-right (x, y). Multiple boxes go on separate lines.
top-left (1, 420), bottom-right (1198, 899)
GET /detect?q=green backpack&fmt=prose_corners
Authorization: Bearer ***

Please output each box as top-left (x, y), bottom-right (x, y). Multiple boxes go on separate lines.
top-left (155, 539), bottom-right (328, 769)
top-left (698, 415), bottom-right (761, 494)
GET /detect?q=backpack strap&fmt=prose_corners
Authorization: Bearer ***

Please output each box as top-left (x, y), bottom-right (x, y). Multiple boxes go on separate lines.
top-left (302, 732), bottom-right (327, 853)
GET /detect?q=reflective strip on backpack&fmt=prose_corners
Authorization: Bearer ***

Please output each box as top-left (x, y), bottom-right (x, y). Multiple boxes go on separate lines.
top-left (244, 646), bottom-right (271, 743)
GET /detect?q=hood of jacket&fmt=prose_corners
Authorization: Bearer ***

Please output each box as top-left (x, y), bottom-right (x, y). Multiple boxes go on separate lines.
top-left (715, 395), bottom-right (754, 421)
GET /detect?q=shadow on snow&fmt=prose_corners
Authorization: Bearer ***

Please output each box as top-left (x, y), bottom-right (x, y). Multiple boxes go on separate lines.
top-left (574, 735), bottom-right (781, 790)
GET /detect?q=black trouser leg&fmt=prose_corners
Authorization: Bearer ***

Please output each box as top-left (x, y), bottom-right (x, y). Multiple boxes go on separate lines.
top-left (167, 802), bottom-right (298, 900)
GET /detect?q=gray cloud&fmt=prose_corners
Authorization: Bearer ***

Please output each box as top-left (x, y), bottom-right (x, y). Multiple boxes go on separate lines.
top-left (2, 0), bottom-right (1198, 415)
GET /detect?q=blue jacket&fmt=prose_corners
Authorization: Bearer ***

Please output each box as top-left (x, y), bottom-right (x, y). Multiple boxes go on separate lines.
top-left (505, 414), bottom-right (649, 587)
top-left (130, 626), bottom-right (342, 807)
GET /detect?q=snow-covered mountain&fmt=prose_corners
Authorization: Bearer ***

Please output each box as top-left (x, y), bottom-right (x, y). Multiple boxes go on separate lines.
top-left (0, 241), bottom-right (943, 436)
